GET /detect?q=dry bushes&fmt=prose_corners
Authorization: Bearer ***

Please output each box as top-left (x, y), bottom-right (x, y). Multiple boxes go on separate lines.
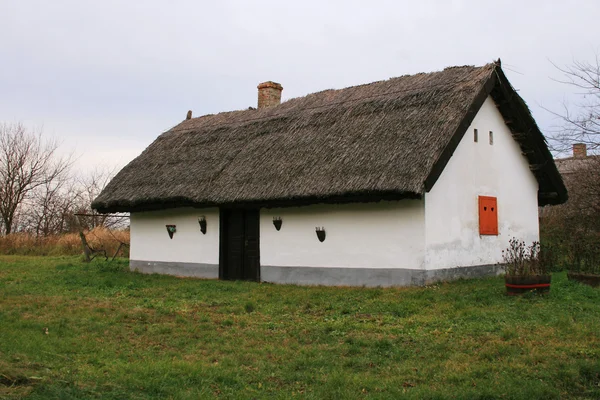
top-left (0, 228), bottom-right (129, 257)
top-left (540, 155), bottom-right (600, 271)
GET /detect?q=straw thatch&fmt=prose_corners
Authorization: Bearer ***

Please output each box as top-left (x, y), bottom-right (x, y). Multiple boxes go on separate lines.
top-left (93, 61), bottom-right (567, 213)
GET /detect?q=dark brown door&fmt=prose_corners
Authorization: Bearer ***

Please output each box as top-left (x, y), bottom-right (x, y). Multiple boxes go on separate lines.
top-left (219, 209), bottom-right (260, 281)
top-left (242, 209), bottom-right (260, 281)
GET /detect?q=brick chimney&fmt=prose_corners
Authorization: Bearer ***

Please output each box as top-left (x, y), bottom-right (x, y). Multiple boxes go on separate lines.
top-left (257, 81), bottom-right (283, 109)
top-left (573, 143), bottom-right (587, 158)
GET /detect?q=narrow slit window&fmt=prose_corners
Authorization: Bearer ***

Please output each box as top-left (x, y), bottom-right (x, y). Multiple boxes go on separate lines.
top-left (474, 129), bottom-right (478, 143)
top-left (489, 131), bottom-right (494, 145)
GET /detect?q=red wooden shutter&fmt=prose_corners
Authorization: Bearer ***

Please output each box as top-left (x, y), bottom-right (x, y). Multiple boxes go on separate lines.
top-left (479, 196), bottom-right (498, 235)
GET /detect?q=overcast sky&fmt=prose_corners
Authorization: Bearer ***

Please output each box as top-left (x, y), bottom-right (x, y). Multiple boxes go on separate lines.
top-left (1, 0), bottom-right (598, 173)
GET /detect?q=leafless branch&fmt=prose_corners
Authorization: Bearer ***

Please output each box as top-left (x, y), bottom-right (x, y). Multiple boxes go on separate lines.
top-left (0, 123), bottom-right (73, 235)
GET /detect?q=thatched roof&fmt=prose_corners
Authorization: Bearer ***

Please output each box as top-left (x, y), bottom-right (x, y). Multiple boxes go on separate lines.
top-left (93, 61), bottom-right (567, 213)
top-left (556, 155), bottom-right (600, 176)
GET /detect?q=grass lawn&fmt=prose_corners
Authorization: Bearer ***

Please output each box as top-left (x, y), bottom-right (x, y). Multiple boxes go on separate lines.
top-left (1, 256), bottom-right (599, 399)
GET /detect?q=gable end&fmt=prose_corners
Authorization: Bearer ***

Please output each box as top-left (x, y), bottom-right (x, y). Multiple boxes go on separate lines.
top-left (424, 64), bottom-right (567, 206)
top-left (424, 71), bottom-right (497, 192)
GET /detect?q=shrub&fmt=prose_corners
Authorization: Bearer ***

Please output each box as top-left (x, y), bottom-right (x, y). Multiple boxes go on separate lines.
top-left (502, 238), bottom-right (553, 276)
top-left (0, 228), bottom-right (129, 258)
top-left (567, 230), bottom-right (600, 274)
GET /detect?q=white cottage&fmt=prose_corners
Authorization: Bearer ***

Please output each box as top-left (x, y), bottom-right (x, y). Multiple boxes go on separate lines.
top-left (92, 61), bottom-right (567, 286)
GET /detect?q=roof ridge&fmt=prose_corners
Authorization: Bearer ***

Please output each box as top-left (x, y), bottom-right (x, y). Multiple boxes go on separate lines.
top-left (173, 65), bottom-right (496, 134)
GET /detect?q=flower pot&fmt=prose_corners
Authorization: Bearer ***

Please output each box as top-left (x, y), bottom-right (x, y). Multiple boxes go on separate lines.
top-left (505, 275), bottom-right (551, 296)
top-left (567, 272), bottom-right (600, 288)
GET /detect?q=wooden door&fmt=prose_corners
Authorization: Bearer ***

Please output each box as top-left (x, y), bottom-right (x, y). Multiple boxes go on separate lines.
top-left (219, 209), bottom-right (260, 281)
top-left (242, 209), bottom-right (260, 281)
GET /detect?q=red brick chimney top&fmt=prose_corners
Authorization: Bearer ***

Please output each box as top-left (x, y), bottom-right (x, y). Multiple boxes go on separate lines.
top-left (257, 81), bottom-right (283, 109)
top-left (573, 143), bottom-right (587, 158)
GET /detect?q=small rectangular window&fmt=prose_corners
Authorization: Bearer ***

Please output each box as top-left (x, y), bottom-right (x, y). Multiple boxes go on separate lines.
top-left (474, 129), bottom-right (478, 142)
top-left (479, 196), bottom-right (498, 235)
top-left (489, 131), bottom-right (494, 145)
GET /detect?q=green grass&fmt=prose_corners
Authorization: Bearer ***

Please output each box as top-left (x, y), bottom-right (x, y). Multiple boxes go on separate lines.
top-left (1, 256), bottom-right (600, 399)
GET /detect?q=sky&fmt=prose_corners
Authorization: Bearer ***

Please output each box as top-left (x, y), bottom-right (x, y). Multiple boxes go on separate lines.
top-left (1, 0), bottom-right (599, 174)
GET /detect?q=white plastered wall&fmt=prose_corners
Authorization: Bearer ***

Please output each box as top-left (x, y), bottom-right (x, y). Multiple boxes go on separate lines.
top-left (260, 200), bottom-right (425, 269)
top-left (424, 96), bottom-right (540, 269)
top-left (130, 207), bottom-right (220, 264)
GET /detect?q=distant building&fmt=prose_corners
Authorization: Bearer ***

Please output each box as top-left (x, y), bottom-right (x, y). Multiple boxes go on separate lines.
top-left (555, 143), bottom-right (598, 176)
top-left (543, 143), bottom-right (599, 222)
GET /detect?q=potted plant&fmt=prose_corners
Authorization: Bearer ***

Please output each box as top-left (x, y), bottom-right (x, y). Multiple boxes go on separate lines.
top-left (567, 230), bottom-right (600, 287)
top-left (502, 238), bottom-right (553, 295)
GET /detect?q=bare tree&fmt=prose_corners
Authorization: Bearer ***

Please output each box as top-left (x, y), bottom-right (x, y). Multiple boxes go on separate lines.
top-left (25, 176), bottom-right (79, 236)
top-left (571, 156), bottom-right (600, 223)
top-left (541, 54), bottom-right (600, 263)
top-left (0, 123), bottom-right (72, 234)
top-left (548, 55), bottom-right (600, 153)
top-left (72, 166), bottom-right (120, 230)
top-left (548, 55), bottom-right (600, 219)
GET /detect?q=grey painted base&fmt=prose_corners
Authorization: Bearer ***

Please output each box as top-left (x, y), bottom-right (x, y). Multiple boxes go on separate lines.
top-left (130, 260), bottom-right (219, 279)
top-left (129, 260), bottom-right (503, 287)
top-left (261, 264), bottom-right (503, 287)
top-left (423, 263), bottom-right (503, 285)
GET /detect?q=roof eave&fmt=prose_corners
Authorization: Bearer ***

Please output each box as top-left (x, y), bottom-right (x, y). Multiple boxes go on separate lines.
top-left (490, 67), bottom-right (568, 205)
top-left (92, 190), bottom-right (423, 214)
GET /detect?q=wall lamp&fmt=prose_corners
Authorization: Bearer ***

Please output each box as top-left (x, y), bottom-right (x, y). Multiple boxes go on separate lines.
top-left (166, 225), bottom-right (176, 239)
top-left (198, 216), bottom-right (207, 234)
top-left (316, 227), bottom-right (326, 242)
top-left (273, 217), bottom-right (282, 231)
